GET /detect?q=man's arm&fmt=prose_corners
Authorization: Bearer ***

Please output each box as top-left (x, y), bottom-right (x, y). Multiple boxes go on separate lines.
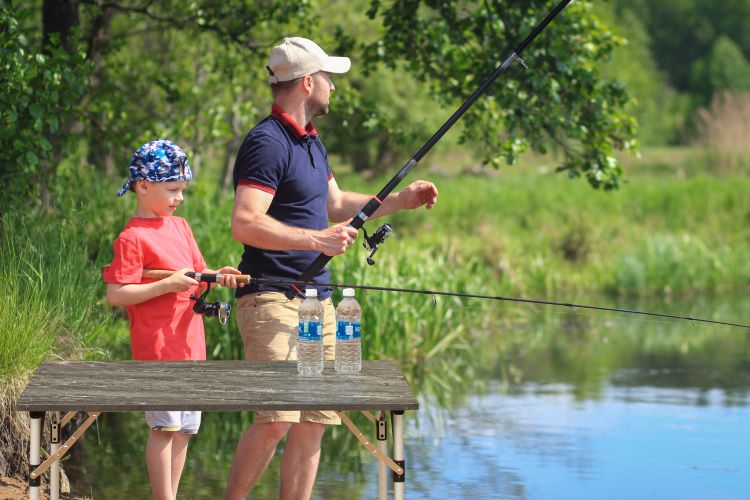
top-left (326, 177), bottom-right (439, 223)
top-left (231, 185), bottom-right (358, 256)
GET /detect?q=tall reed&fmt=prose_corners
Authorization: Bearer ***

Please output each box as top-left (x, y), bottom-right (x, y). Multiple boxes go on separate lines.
top-left (0, 211), bottom-right (117, 476)
top-left (693, 91), bottom-right (750, 174)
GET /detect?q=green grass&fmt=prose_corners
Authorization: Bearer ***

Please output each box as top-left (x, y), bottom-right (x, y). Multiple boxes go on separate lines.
top-left (0, 211), bottom-right (121, 476)
top-left (0, 213), bottom-right (118, 387)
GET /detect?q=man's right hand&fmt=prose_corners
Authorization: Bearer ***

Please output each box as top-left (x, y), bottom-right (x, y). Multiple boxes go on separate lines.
top-left (315, 220), bottom-right (359, 256)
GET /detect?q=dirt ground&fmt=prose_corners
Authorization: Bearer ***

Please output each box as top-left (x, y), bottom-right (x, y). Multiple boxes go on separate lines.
top-left (0, 476), bottom-right (37, 500)
top-left (0, 476), bottom-right (87, 500)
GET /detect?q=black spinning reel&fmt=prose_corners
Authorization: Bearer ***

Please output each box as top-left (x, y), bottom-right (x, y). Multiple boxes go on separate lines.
top-left (190, 280), bottom-right (231, 325)
top-left (362, 223), bottom-right (396, 265)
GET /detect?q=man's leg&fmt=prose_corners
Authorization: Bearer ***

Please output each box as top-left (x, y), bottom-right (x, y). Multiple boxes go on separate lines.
top-left (225, 421), bottom-right (292, 500)
top-left (279, 422), bottom-right (327, 500)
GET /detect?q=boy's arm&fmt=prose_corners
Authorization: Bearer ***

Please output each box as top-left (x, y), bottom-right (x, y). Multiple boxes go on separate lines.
top-left (106, 267), bottom-right (199, 307)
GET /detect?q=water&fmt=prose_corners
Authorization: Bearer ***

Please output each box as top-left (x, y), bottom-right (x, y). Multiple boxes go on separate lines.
top-left (69, 295), bottom-right (750, 499)
top-left (297, 340), bottom-right (324, 376)
top-left (335, 339), bottom-right (361, 374)
top-left (298, 290), bottom-right (324, 376)
top-left (335, 290), bottom-right (361, 374)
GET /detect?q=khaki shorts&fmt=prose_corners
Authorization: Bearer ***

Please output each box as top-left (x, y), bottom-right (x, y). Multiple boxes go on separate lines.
top-left (236, 291), bottom-right (340, 425)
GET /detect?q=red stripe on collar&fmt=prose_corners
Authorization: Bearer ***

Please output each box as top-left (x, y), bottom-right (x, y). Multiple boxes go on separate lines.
top-left (271, 104), bottom-right (318, 140)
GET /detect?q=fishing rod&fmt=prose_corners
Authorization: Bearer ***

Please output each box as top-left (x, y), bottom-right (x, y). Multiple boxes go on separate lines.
top-left (289, 0), bottom-right (574, 298)
top-left (142, 270), bottom-right (750, 330)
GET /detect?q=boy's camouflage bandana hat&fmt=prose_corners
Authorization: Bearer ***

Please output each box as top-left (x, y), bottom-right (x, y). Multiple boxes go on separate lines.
top-left (116, 139), bottom-right (192, 197)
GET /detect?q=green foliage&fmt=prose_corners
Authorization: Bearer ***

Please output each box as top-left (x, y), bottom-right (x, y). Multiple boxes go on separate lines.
top-left (615, 0), bottom-right (750, 95)
top-left (365, 0), bottom-right (638, 189)
top-left (594, 5), bottom-right (690, 145)
top-left (691, 35), bottom-right (750, 102)
top-left (0, 3), bottom-right (87, 204)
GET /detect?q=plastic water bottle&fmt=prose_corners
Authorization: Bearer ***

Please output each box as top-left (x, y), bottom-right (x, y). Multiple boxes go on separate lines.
top-left (335, 288), bottom-right (362, 374)
top-left (297, 288), bottom-right (324, 376)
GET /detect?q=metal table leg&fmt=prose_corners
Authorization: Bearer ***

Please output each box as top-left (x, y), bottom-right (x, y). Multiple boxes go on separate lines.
top-left (50, 412), bottom-right (60, 500)
top-left (376, 411), bottom-right (388, 500)
top-left (29, 412), bottom-right (44, 500)
top-left (392, 411), bottom-right (405, 500)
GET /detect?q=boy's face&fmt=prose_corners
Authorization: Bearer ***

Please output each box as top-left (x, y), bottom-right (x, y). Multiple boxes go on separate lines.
top-left (134, 180), bottom-right (189, 217)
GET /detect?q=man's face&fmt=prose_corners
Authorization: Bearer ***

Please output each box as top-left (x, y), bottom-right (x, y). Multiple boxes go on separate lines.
top-left (310, 72), bottom-right (335, 116)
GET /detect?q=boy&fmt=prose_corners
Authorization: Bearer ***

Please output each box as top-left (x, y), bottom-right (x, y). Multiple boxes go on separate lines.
top-left (102, 138), bottom-right (242, 500)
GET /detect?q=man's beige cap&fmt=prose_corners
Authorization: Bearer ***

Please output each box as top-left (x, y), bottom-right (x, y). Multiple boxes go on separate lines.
top-left (267, 37), bottom-right (351, 83)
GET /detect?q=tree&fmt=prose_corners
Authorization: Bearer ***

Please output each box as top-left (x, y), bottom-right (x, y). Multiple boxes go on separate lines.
top-left (691, 35), bottom-right (750, 102)
top-left (364, 0), bottom-right (637, 189)
top-left (0, 2), bottom-right (87, 209)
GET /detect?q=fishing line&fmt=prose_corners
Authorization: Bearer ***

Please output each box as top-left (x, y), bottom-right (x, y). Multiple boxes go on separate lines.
top-left (249, 276), bottom-right (750, 330)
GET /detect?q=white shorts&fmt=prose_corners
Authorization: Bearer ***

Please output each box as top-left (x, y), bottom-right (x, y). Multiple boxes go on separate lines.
top-left (145, 410), bottom-right (201, 434)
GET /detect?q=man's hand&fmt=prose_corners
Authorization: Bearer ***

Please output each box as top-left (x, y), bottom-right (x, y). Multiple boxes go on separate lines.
top-left (161, 267), bottom-right (200, 293)
top-left (215, 266), bottom-right (245, 288)
top-left (397, 180), bottom-right (438, 210)
top-left (314, 220), bottom-right (359, 256)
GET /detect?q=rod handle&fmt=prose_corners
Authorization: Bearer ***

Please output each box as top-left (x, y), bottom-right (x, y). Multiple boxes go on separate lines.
top-left (142, 269), bottom-right (253, 284)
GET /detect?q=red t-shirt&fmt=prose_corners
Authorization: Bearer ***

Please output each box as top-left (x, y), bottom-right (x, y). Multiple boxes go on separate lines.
top-left (102, 216), bottom-right (207, 361)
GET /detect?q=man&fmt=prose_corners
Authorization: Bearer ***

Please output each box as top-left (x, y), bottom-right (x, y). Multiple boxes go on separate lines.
top-left (226, 37), bottom-right (438, 500)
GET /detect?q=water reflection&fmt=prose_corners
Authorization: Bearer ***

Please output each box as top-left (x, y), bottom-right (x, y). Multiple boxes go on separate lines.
top-left (404, 382), bottom-right (749, 499)
top-left (70, 294), bottom-right (750, 498)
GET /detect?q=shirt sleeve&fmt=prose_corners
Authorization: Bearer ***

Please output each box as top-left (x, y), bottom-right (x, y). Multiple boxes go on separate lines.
top-left (102, 236), bottom-right (143, 284)
top-left (235, 133), bottom-right (288, 195)
top-left (320, 138), bottom-right (333, 180)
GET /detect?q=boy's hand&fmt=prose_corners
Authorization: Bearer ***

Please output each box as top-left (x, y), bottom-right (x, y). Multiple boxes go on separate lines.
top-left (217, 266), bottom-right (245, 288)
top-left (162, 267), bottom-right (200, 293)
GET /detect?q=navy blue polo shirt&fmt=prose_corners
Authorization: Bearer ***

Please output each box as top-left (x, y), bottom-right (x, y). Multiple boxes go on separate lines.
top-left (233, 104), bottom-right (334, 299)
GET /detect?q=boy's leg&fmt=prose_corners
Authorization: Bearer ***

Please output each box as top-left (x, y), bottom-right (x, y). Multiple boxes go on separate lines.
top-left (170, 432), bottom-right (191, 497)
top-left (172, 410), bottom-right (200, 496)
top-left (146, 429), bottom-right (175, 500)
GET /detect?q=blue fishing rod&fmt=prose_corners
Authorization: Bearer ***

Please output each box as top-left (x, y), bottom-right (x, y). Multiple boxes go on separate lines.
top-left (288, 0), bottom-right (574, 299)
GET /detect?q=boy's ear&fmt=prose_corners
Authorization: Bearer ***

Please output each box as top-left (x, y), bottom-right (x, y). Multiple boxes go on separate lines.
top-left (133, 180), bottom-right (148, 194)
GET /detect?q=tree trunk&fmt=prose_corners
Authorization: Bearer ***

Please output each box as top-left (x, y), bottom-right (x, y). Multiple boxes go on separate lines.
top-left (43, 0), bottom-right (78, 51)
top-left (218, 103), bottom-right (245, 199)
top-left (190, 61), bottom-right (208, 176)
top-left (84, 6), bottom-right (116, 176)
top-left (40, 0), bottom-right (78, 210)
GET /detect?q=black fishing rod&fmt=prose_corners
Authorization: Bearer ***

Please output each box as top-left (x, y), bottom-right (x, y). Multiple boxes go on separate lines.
top-left (290, 0), bottom-right (574, 297)
top-left (142, 270), bottom-right (750, 330)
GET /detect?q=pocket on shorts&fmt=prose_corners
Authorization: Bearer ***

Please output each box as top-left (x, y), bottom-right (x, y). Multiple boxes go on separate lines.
top-left (238, 293), bottom-right (299, 361)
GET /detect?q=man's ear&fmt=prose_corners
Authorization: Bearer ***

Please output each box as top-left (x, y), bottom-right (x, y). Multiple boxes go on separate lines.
top-left (302, 74), bottom-right (315, 95)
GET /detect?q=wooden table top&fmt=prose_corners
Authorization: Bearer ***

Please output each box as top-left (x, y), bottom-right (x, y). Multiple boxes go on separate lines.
top-left (17, 360), bottom-right (419, 412)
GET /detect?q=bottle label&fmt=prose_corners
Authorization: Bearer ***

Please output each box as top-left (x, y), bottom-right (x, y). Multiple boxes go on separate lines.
top-left (299, 321), bottom-right (322, 341)
top-left (336, 321), bottom-right (361, 340)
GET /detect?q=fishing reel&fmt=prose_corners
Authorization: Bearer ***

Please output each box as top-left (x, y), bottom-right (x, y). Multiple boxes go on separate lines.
top-left (362, 223), bottom-right (395, 265)
top-left (191, 283), bottom-right (231, 325)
